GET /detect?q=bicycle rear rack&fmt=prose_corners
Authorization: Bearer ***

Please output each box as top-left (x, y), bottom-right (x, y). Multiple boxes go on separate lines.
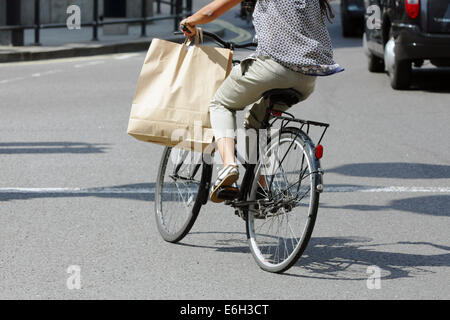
top-left (268, 110), bottom-right (330, 147)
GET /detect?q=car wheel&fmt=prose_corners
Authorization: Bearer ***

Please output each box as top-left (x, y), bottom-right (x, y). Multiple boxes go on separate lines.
top-left (368, 53), bottom-right (385, 72)
top-left (389, 59), bottom-right (412, 90)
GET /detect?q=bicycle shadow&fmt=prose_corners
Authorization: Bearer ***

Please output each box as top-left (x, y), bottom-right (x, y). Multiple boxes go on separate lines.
top-left (287, 237), bottom-right (450, 280)
top-left (179, 232), bottom-right (449, 280)
top-left (178, 231), bottom-right (251, 254)
top-left (321, 193), bottom-right (450, 217)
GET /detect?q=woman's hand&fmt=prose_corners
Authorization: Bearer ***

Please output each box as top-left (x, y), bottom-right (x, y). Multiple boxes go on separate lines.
top-left (180, 0), bottom-right (242, 37)
top-left (180, 18), bottom-right (197, 37)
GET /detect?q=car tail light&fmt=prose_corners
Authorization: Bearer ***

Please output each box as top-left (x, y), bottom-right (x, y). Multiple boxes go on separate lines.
top-left (315, 145), bottom-right (324, 159)
top-left (405, 0), bottom-right (420, 19)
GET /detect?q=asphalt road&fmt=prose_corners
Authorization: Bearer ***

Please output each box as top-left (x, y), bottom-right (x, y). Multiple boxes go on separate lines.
top-left (0, 4), bottom-right (449, 300)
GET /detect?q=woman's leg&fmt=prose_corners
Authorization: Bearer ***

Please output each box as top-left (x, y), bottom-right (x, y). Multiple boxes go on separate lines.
top-left (217, 137), bottom-right (236, 167)
top-left (209, 57), bottom-right (317, 202)
top-left (210, 56), bottom-right (316, 170)
top-left (209, 98), bottom-right (237, 166)
top-left (210, 58), bottom-right (276, 167)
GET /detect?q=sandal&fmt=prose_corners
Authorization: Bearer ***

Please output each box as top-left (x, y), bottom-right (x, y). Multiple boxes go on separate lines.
top-left (210, 163), bottom-right (239, 203)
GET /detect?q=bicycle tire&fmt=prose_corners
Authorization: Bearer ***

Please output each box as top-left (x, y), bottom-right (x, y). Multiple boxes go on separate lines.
top-left (246, 127), bottom-right (321, 273)
top-left (155, 147), bottom-right (209, 243)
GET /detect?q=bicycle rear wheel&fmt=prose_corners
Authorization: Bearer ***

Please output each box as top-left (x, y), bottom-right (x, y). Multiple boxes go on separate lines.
top-left (155, 147), bottom-right (208, 243)
top-left (246, 127), bottom-right (321, 273)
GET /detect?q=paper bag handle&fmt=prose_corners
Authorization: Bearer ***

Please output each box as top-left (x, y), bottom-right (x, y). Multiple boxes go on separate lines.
top-left (184, 27), bottom-right (203, 46)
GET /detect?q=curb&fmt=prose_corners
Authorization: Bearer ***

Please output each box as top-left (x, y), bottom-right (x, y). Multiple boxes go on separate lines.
top-left (0, 27), bottom-right (225, 63)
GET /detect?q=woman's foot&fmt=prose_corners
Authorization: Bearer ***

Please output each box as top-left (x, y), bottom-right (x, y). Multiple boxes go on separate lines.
top-left (210, 163), bottom-right (239, 203)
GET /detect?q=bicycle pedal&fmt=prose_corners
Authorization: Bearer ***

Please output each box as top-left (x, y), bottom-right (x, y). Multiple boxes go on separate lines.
top-left (217, 186), bottom-right (239, 201)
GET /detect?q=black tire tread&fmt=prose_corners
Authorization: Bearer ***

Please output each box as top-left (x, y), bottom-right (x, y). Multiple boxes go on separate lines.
top-left (155, 147), bottom-right (204, 243)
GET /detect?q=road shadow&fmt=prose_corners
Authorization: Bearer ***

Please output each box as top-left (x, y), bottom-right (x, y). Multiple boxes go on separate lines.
top-left (322, 194), bottom-right (450, 217)
top-left (0, 183), bottom-right (155, 202)
top-left (179, 231), bottom-right (251, 254)
top-left (0, 181), bottom-right (206, 202)
top-left (0, 142), bottom-right (109, 154)
top-left (410, 67), bottom-right (450, 93)
top-left (328, 162), bottom-right (450, 179)
top-left (178, 232), bottom-right (449, 280)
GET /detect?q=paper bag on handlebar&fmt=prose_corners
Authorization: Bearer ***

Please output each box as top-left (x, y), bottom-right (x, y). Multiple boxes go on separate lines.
top-left (127, 30), bottom-right (233, 152)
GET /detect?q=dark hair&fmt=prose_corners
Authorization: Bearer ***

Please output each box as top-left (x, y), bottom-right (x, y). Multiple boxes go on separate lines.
top-left (242, 0), bottom-right (335, 22)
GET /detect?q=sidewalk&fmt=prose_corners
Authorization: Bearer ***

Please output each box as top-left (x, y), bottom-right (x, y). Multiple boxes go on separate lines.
top-left (0, 1), bottom-right (224, 63)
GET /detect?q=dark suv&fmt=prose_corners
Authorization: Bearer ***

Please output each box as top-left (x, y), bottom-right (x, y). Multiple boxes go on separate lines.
top-left (363, 0), bottom-right (450, 89)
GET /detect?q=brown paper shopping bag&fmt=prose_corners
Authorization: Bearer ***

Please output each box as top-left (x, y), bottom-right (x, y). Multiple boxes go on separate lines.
top-left (127, 30), bottom-right (233, 152)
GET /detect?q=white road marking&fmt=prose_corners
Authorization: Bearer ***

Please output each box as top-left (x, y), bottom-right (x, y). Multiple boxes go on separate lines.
top-left (1, 69), bottom-right (62, 84)
top-left (0, 77), bottom-right (25, 84)
top-left (114, 53), bottom-right (141, 60)
top-left (31, 69), bottom-right (62, 77)
top-left (0, 186), bottom-right (449, 195)
top-left (74, 60), bottom-right (105, 68)
top-left (0, 54), bottom-right (133, 67)
top-left (1, 53), bottom-right (131, 84)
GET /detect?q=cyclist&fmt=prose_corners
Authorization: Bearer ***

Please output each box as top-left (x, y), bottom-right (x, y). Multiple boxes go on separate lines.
top-left (180, 0), bottom-right (343, 203)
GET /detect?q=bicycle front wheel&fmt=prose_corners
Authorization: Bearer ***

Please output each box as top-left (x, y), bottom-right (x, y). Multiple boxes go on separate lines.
top-left (155, 147), bottom-right (207, 243)
top-left (246, 127), bottom-right (321, 273)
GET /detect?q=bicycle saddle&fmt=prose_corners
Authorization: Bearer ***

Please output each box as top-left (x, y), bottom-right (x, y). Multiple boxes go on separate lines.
top-left (262, 88), bottom-right (303, 107)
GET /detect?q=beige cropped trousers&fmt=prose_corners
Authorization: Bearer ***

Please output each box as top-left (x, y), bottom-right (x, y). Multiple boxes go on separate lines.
top-left (209, 55), bottom-right (317, 140)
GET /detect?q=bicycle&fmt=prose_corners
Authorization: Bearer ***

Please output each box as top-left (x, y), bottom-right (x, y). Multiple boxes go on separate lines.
top-left (155, 31), bottom-right (329, 273)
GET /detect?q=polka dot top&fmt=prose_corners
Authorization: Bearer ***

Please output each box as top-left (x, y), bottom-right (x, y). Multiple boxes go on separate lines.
top-left (249, 0), bottom-right (343, 76)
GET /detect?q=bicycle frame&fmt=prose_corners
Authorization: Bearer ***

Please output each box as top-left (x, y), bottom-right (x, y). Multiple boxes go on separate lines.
top-left (197, 99), bottom-right (329, 219)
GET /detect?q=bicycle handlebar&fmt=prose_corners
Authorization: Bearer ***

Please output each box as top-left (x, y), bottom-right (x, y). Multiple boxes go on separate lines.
top-left (173, 31), bottom-right (257, 50)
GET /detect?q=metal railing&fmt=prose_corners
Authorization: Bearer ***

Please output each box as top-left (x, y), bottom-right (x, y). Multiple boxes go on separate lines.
top-left (0, 0), bottom-right (193, 46)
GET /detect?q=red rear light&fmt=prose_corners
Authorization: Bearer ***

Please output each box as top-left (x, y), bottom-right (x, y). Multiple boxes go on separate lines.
top-left (405, 0), bottom-right (420, 19)
top-left (271, 110), bottom-right (282, 116)
top-left (315, 145), bottom-right (324, 159)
